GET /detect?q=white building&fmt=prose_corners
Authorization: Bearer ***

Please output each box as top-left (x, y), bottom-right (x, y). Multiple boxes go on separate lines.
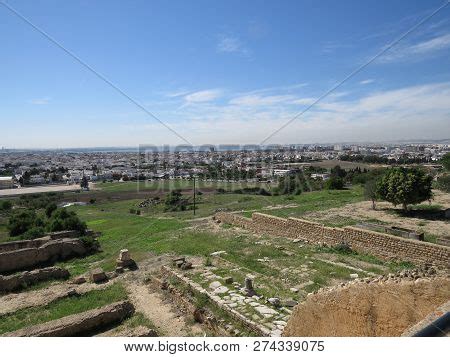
top-left (0, 176), bottom-right (14, 189)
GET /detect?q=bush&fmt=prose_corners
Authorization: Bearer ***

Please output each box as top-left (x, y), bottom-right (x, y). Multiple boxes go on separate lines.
top-left (46, 208), bottom-right (86, 235)
top-left (8, 210), bottom-right (38, 236)
top-left (334, 242), bottom-right (353, 254)
top-left (435, 174), bottom-right (450, 193)
top-left (21, 227), bottom-right (45, 240)
top-left (80, 235), bottom-right (97, 250)
top-left (129, 208), bottom-right (136, 214)
top-left (136, 209), bottom-right (141, 215)
top-left (45, 203), bottom-right (57, 218)
top-left (0, 200), bottom-right (12, 211)
top-left (89, 198), bottom-right (96, 204)
top-left (325, 176), bottom-right (344, 190)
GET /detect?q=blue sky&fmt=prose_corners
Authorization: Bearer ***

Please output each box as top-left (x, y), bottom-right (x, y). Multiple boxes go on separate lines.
top-left (1, 0), bottom-right (450, 148)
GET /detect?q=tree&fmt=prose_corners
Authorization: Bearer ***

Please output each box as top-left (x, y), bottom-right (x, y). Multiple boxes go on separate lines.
top-left (80, 176), bottom-right (89, 190)
top-left (364, 180), bottom-right (377, 210)
top-left (376, 167), bottom-right (433, 211)
top-left (436, 174), bottom-right (450, 193)
top-left (441, 153), bottom-right (450, 171)
top-left (0, 200), bottom-right (12, 211)
top-left (45, 202), bottom-right (57, 218)
top-left (8, 210), bottom-right (38, 236)
top-left (164, 190), bottom-right (190, 211)
top-left (325, 176), bottom-right (344, 190)
top-left (330, 165), bottom-right (346, 179)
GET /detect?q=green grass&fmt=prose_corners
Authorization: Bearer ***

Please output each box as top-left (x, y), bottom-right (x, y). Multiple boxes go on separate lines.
top-left (0, 283), bottom-right (128, 334)
top-left (241, 187), bottom-right (363, 218)
top-left (95, 179), bottom-right (263, 193)
top-left (61, 200), bottom-right (187, 275)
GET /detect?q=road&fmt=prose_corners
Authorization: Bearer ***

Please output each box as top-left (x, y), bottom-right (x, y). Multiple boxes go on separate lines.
top-left (0, 184), bottom-right (82, 197)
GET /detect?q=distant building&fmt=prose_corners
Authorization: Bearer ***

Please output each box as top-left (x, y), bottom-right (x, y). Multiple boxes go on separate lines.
top-left (311, 173), bottom-right (330, 181)
top-left (29, 175), bottom-right (46, 185)
top-left (273, 169), bottom-right (298, 176)
top-left (0, 176), bottom-right (14, 189)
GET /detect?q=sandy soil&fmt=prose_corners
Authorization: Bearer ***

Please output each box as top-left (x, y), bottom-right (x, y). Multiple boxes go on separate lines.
top-left (283, 276), bottom-right (450, 337)
top-left (303, 190), bottom-right (450, 238)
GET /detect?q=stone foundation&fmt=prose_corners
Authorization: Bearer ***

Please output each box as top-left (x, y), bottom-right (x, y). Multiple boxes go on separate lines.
top-left (4, 300), bottom-right (134, 337)
top-left (214, 212), bottom-right (450, 266)
top-left (0, 267), bottom-right (70, 293)
top-left (0, 238), bottom-right (89, 274)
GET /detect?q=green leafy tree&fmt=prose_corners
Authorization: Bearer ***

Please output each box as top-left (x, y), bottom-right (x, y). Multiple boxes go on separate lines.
top-left (8, 210), bottom-right (38, 236)
top-left (45, 202), bottom-right (57, 218)
top-left (277, 173), bottom-right (310, 195)
top-left (364, 180), bottom-right (377, 210)
top-left (436, 175), bottom-right (450, 193)
top-left (325, 176), bottom-right (344, 190)
top-left (0, 200), bottom-right (12, 211)
top-left (80, 175), bottom-right (89, 189)
top-left (164, 190), bottom-right (190, 211)
top-left (376, 167), bottom-right (433, 211)
top-left (441, 153), bottom-right (450, 171)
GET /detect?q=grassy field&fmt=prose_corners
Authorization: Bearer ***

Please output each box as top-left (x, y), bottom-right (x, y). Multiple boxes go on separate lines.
top-left (94, 179), bottom-right (264, 193)
top-left (0, 283), bottom-right (127, 334)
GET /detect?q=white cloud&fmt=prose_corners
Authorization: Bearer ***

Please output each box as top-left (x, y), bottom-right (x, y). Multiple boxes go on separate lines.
top-left (184, 89), bottom-right (222, 103)
top-left (166, 90), bottom-right (191, 98)
top-left (172, 82), bottom-right (450, 144)
top-left (291, 97), bottom-right (316, 105)
top-left (29, 97), bottom-right (51, 105)
top-left (359, 79), bottom-right (375, 85)
top-left (379, 33), bottom-right (450, 63)
top-left (216, 35), bottom-right (250, 56)
top-left (229, 94), bottom-right (294, 106)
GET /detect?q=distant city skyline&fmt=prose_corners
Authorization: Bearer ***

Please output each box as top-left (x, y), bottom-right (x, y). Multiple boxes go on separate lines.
top-left (1, 0), bottom-right (450, 148)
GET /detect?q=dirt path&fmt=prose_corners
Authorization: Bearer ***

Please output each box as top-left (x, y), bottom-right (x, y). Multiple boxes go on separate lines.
top-left (125, 282), bottom-right (204, 337)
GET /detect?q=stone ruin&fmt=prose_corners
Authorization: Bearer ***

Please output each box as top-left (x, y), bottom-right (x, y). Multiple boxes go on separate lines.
top-left (115, 249), bottom-right (137, 273)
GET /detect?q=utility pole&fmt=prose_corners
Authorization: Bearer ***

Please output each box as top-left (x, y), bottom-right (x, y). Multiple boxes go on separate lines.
top-left (193, 176), bottom-right (196, 215)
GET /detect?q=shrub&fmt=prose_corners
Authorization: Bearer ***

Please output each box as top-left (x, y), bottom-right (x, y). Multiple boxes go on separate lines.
top-left (21, 227), bottom-right (45, 240)
top-left (45, 203), bottom-right (57, 218)
top-left (80, 235), bottom-right (98, 250)
top-left (334, 242), bottom-right (353, 254)
top-left (435, 174), bottom-right (450, 193)
top-left (325, 176), bottom-right (344, 190)
top-left (129, 208), bottom-right (136, 214)
top-left (0, 200), bottom-right (12, 211)
top-left (46, 208), bottom-right (86, 235)
top-left (8, 210), bottom-right (38, 236)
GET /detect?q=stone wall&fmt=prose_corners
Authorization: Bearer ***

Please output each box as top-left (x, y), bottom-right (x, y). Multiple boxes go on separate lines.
top-left (0, 230), bottom-right (78, 253)
top-left (0, 267), bottom-right (70, 293)
top-left (214, 212), bottom-right (450, 266)
top-left (4, 300), bottom-right (134, 337)
top-left (0, 238), bottom-right (88, 274)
